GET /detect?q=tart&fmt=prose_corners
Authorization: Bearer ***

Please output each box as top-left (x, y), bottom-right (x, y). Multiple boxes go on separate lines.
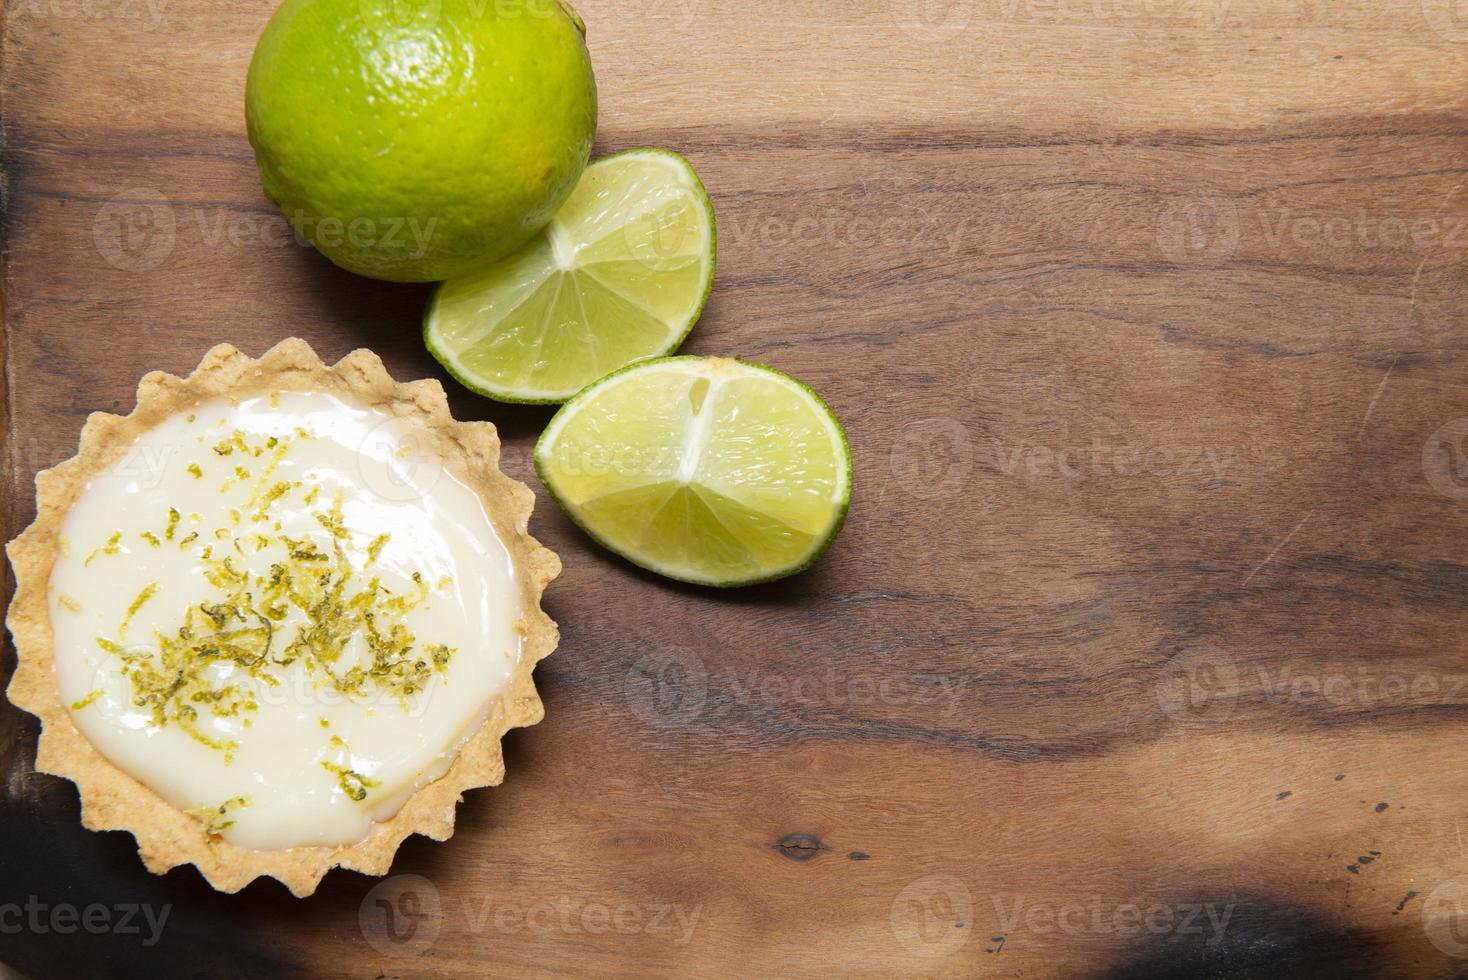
top-left (5, 338), bottom-right (559, 896)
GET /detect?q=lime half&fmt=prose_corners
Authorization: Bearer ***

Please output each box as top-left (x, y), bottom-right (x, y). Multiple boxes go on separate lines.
top-left (535, 357), bottom-right (851, 586)
top-left (425, 149), bottom-right (716, 403)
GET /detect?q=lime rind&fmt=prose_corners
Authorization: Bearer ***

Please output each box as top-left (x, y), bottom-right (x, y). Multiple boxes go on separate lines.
top-left (246, 0), bottom-right (596, 282)
top-left (425, 148), bottom-right (717, 404)
top-left (534, 356), bottom-right (851, 587)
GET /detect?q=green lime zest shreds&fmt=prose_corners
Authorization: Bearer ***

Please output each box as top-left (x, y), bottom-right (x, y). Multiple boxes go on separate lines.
top-left (366, 532), bottom-right (391, 565)
top-left (185, 795), bottom-right (252, 836)
top-left (321, 761), bottom-right (379, 802)
top-left (86, 427), bottom-right (459, 763)
top-left (84, 531), bottom-right (122, 566)
top-left (119, 582), bottom-right (158, 637)
top-left (428, 643), bottom-right (453, 673)
top-left (70, 689), bottom-right (104, 712)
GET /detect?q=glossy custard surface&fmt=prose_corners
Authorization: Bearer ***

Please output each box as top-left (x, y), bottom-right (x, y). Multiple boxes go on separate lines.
top-left (49, 392), bottom-right (521, 849)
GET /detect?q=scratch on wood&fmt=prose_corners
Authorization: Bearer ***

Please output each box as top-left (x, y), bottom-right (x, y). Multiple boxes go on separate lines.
top-left (1405, 177), bottom-right (1465, 323)
top-left (1407, 257), bottom-right (1428, 318)
top-left (1356, 357), bottom-right (1397, 438)
top-left (1243, 511), bottom-right (1314, 587)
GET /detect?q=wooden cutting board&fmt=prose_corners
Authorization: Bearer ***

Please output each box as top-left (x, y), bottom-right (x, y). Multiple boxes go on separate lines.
top-left (5, 0), bottom-right (1468, 975)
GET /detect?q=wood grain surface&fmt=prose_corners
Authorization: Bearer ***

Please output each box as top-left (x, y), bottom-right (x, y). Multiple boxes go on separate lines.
top-left (5, 0), bottom-right (1468, 976)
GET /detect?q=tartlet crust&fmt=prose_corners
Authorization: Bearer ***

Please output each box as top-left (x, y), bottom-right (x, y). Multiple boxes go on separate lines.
top-left (5, 338), bottom-right (561, 896)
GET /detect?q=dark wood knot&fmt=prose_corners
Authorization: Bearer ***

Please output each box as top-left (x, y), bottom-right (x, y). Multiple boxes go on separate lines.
top-left (774, 833), bottom-right (825, 862)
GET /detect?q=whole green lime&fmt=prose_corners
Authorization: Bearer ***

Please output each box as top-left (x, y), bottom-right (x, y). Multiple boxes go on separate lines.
top-left (246, 0), bottom-right (597, 282)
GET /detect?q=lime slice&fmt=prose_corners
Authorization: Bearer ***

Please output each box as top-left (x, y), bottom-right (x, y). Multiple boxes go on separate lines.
top-left (535, 356), bottom-right (852, 586)
top-left (425, 148), bottom-right (716, 403)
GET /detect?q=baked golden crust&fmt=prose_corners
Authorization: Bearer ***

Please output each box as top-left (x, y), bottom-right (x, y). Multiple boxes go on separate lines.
top-left (5, 338), bottom-right (560, 896)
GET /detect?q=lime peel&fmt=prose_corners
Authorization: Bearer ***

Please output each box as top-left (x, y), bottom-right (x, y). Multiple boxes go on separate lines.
top-left (246, 0), bottom-right (597, 282)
